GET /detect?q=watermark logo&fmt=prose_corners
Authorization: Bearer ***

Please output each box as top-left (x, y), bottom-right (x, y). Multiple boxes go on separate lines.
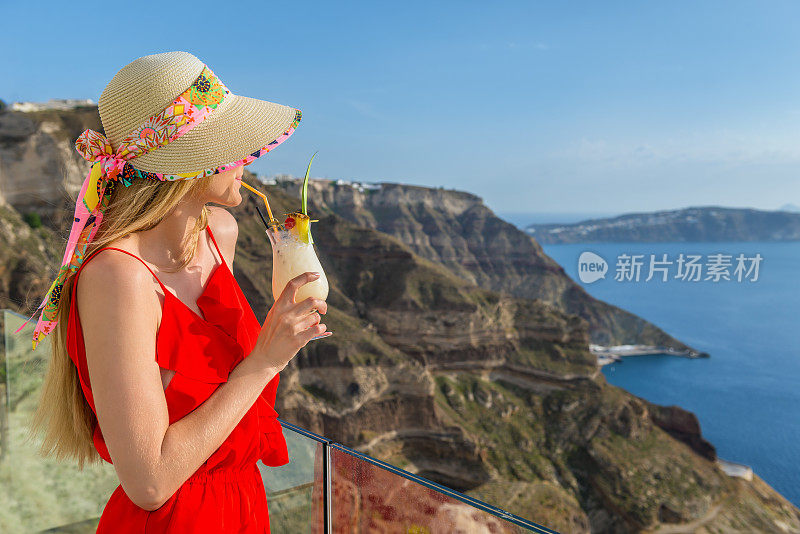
top-left (578, 251), bottom-right (608, 283)
top-left (578, 251), bottom-right (763, 283)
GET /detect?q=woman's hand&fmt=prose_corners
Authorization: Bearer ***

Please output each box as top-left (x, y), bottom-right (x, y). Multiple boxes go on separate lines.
top-left (250, 271), bottom-right (330, 372)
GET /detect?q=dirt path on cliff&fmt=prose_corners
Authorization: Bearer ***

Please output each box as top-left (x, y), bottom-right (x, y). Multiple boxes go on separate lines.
top-left (648, 502), bottom-right (723, 534)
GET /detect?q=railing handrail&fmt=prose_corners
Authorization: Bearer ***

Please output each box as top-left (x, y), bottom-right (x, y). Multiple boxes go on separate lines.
top-left (277, 418), bottom-right (331, 444)
top-left (277, 418), bottom-right (557, 533)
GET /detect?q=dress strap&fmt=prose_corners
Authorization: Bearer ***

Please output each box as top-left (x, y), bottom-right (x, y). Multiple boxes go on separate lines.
top-left (73, 227), bottom-right (222, 297)
top-left (205, 225), bottom-right (225, 264)
top-left (75, 247), bottom-right (169, 294)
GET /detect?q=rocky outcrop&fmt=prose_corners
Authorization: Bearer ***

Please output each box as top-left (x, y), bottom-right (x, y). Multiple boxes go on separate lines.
top-left (0, 107), bottom-right (101, 224)
top-left (0, 204), bottom-right (62, 313)
top-left (648, 403), bottom-right (717, 462)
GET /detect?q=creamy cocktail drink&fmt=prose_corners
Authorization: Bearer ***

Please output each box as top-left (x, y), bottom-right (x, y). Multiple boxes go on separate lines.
top-left (242, 152), bottom-right (329, 341)
top-left (267, 224), bottom-right (329, 303)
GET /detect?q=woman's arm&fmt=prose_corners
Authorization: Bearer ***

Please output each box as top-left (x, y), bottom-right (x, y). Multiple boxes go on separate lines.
top-left (78, 253), bottom-right (328, 511)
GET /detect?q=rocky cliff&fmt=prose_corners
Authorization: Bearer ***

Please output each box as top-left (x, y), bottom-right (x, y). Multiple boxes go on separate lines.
top-left (1, 105), bottom-right (798, 533)
top-left (269, 178), bottom-right (698, 349)
top-left (0, 105), bottom-right (101, 222)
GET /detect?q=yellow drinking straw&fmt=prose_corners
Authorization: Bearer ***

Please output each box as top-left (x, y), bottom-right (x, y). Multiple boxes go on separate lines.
top-left (240, 181), bottom-right (280, 228)
top-left (241, 179), bottom-right (320, 234)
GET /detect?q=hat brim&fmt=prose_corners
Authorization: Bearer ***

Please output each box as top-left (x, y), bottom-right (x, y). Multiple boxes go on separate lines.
top-left (131, 93), bottom-right (301, 175)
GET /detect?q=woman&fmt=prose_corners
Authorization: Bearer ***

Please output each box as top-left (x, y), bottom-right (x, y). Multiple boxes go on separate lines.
top-left (24, 51), bottom-right (330, 532)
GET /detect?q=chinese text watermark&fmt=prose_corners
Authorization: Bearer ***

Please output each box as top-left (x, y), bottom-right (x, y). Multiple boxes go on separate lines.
top-left (577, 251), bottom-right (763, 284)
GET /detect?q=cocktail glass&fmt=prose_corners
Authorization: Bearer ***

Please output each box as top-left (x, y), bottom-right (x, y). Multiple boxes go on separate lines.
top-left (266, 225), bottom-right (330, 340)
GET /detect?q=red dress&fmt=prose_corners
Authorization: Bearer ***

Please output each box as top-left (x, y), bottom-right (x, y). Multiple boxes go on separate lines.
top-left (66, 225), bottom-right (289, 533)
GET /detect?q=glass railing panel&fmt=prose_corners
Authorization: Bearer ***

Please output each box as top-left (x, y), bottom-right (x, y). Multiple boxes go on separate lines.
top-left (259, 424), bottom-right (325, 533)
top-left (329, 445), bottom-right (555, 533)
top-left (1, 307), bottom-right (556, 533)
top-left (1, 310), bottom-right (118, 533)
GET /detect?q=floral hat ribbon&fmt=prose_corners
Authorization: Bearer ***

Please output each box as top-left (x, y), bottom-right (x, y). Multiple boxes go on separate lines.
top-left (17, 65), bottom-right (300, 350)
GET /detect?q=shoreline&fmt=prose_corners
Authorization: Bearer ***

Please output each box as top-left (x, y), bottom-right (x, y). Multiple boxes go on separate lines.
top-left (591, 343), bottom-right (710, 366)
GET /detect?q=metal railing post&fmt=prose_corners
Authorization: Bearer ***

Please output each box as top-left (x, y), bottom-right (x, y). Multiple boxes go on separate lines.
top-left (323, 441), bottom-right (332, 534)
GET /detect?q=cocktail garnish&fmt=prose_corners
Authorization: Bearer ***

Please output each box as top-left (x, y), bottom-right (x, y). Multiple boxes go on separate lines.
top-left (302, 151), bottom-right (317, 217)
top-left (284, 212), bottom-right (313, 244)
top-left (284, 152), bottom-right (319, 245)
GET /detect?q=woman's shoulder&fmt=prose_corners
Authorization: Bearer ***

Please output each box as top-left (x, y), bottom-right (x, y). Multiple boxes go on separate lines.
top-left (79, 246), bottom-right (148, 281)
top-left (77, 248), bottom-right (157, 296)
top-left (207, 206), bottom-right (238, 261)
top-left (207, 205), bottom-right (237, 239)
top-left (74, 249), bottom-right (161, 329)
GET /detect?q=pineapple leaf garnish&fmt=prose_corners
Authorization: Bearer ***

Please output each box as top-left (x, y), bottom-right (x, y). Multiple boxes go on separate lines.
top-left (302, 151), bottom-right (318, 216)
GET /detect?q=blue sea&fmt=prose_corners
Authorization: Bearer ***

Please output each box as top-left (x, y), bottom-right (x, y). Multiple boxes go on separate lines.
top-left (540, 241), bottom-right (800, 507)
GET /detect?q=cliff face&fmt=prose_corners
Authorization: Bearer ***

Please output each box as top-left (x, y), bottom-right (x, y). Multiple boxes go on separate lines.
top-left (270, 178), bottom-right (696, 348)
top-left (0, 107), bottom-right (101, 223)
top-left (1, 106), bottom-right (799, 533)
top-left (0, 204), bottom-right (62, 313)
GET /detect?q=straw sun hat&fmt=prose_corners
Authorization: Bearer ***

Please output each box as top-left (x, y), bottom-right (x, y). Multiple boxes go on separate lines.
top-left (20, 50), bottom-right (302, 349)
top-left (100, 50), bottom-right (300, 174)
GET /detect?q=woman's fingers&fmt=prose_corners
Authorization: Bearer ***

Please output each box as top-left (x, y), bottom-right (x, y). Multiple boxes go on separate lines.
top-left (280, 272), bottom-right (321, 305)
top-left (294, 311), bottom-right (323, 334)
top-left (300, 322), bottom-right (330, 345)
top-left (293, 296), bottom-right (327, 316)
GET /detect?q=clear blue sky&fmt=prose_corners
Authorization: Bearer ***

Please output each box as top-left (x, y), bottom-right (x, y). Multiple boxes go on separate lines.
top-left (2, 1), bottom-right (799, 219)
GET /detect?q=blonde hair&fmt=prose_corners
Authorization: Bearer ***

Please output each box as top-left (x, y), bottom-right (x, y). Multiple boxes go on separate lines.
top-left (27, 175), bottom-right (213, 468)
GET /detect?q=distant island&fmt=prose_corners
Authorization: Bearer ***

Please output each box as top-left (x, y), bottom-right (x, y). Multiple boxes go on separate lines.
top-left (525, 206), bottom-right (800, 244)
